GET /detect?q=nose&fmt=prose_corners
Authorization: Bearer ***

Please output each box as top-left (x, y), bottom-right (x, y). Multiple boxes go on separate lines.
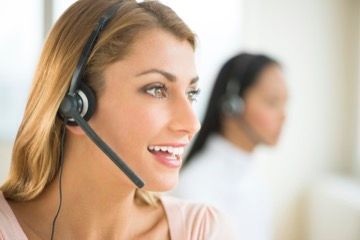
top-left (168, 97), bottom-right (201, 139)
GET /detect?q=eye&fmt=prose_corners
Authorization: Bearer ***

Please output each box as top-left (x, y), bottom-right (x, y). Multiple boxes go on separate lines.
top-left (144, 84), bottom-right (168, 99)
top-left (187, 88), bottom-right (201, 103)
top-left (265, 98), bottom-right (282, 108)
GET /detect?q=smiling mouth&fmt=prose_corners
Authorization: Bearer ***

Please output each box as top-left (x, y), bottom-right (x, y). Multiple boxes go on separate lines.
top-left (148, 145), bottom-right (184, 157)
top-left (147, 145), bottom-right (185, 168)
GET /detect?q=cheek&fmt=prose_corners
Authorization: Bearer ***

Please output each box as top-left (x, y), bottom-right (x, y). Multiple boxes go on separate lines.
top-left (91, 95), bottom-right (169, 149)
top-left (107, 103), bottom-right (169, 143)
top-left (126, 106), bottom-right (168, 138)
top-left (245, 104), bottom-right (280, 134)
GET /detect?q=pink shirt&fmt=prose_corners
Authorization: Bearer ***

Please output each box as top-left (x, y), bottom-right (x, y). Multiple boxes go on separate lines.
top-left (0, 192), bottom-right (235, 240)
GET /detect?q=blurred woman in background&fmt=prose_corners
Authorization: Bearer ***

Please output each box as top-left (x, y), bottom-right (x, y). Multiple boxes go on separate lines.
top-left (174, 52), bottom-right (288, 240)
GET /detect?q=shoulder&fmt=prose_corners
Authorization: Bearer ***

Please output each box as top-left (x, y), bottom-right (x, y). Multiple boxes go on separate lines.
top-left (180, 136), bottom-right (230, 182)
top-left (0, 192), bottom-right (27, 240)
top-left (172, 153), bottom-right (230, 202)
top-left (0, 192), bottom-right (13, 232)
top-left (160, 195), bottom-right (237, 240)
top-left (178, 149), bottom-right (226, 188)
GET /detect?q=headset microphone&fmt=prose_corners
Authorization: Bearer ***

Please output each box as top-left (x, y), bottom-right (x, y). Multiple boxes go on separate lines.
top-left (60, 96), bottom-right (144, 188)
top-left (52, 4), bottom-right (144, 240)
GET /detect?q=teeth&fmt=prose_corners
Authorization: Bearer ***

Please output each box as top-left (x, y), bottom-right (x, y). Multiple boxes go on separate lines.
top-left (148, 145), bottom-right (185, 156)
top-left (167, 146), bottom-right (174, 153)
top-left (177, 148), bottom-right (184, 155)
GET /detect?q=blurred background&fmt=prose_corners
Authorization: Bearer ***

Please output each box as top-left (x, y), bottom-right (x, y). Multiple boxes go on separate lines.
top-left (0, 0), bottom-right (359, 239)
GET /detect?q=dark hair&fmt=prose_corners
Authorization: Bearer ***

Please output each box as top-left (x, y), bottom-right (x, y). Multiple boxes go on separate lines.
top-left (184, 52), bottom-right (279, 166)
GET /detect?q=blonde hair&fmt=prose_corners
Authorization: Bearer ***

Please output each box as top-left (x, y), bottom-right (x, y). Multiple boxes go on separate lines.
top-left (1, 0), bottom-right (195, 205)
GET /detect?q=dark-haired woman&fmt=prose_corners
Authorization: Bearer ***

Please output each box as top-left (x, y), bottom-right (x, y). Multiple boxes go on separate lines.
top-left (174, 53), bottom-right (288, 240)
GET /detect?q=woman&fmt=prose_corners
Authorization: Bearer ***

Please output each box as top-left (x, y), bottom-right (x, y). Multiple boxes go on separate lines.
top-left (174, 53), bottom-right (288, 240)
top-left (0, 0), bottom-right (235, 239)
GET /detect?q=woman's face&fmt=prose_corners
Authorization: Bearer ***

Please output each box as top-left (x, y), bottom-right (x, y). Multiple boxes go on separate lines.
top-left (90, 29), bottom-right (200, 191)
top-left (242, 64), bottom-right (288, 146)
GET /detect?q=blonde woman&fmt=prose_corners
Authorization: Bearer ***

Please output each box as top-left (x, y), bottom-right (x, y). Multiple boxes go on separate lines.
top-left (0, 0), bottom-right (235, 239)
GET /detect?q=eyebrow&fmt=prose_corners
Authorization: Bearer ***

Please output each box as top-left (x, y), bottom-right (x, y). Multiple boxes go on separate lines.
top-left (136, 68), bottom-right (199, 84)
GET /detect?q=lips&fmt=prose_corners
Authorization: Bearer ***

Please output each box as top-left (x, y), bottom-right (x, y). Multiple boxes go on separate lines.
top-left (147, 144), bottom-right (186, 168)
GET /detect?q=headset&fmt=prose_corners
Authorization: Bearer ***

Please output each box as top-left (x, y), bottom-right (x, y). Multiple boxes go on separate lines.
top-left (221, 77), bottom-right (245, 116)
top-left (52, 4), bottom-right (145, 238)
top-left (220, 55), bottom-right (256, 117)
top-left (58, 3), bottom-right (144, 189)
top-left (220, 55), bottom-right (264, 143)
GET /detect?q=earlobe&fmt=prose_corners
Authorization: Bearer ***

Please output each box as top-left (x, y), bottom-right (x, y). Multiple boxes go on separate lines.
top-left (66, 125), bottom-right (86, 135)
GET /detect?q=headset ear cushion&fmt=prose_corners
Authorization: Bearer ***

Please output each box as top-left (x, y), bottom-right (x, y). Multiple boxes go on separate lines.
top-left (77, 83), bottom-right (97, 122)
top-left (221, 94), bottom-right (245, 116)
top-left (62, 83), bottom-right (96, 126)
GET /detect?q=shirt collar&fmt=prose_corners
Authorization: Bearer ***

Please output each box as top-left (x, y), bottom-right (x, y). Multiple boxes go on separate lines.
top-left (205, 134), bottom-right (254, 165)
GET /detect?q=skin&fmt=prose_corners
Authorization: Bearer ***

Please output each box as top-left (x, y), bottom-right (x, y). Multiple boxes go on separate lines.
top-left (8, 28), bottom-right (201, 240)
top-left (222, 64), bottom-right (288, 152)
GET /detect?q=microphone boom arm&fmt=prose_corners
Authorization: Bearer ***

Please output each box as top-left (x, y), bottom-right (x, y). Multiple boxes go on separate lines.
top-left (71, 111), bottom-right (145, 188)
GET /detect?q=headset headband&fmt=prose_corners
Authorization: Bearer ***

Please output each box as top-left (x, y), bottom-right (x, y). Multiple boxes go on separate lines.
top-left (68, 3), bottom-right (121, 95)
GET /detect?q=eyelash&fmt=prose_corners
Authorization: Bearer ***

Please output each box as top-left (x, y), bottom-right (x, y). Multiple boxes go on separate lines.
top-left (187, 89), bottom-right (201, 103)
top-left (143, 84), bottom-right (201, 103)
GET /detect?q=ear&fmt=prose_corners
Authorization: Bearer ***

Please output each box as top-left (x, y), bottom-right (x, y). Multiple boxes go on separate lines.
top-left (66, 125), bottom-right (86, 136)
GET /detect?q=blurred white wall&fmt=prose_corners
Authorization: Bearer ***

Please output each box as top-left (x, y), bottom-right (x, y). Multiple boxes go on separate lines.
top-left (0, 1), bottom-right (42, 141)
top-left (356, 7), bottom-right (360, 179)
top-left (0, 1), bottom-right (43, 182)
top-left (308, 176), bottom-right (360, 240)
top-left (240, 0), bottom-right (359, 239)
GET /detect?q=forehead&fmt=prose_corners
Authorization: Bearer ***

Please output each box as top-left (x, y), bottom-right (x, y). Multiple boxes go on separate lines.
top-left (254, 65), bottom-right (287, 93)
top-left (117, 29), bottom-right (197, 78)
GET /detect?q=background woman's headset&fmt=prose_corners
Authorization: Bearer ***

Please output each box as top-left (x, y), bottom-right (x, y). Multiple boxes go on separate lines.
top-left (220, 54), bottom-right (265, 143)
top-left (220, 54), bottom-right (257, 116)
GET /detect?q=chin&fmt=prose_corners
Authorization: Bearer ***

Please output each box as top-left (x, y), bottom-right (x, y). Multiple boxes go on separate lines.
top-left (261, 135), bottom-right (276, 146)
top-left (144, 173), bottom-right (179, 192)
top-left (266, 136), bottom-right (279, 146)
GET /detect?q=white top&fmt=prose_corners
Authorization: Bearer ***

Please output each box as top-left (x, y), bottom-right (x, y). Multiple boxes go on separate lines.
top-left (173, 134), bottom-right (273, 240)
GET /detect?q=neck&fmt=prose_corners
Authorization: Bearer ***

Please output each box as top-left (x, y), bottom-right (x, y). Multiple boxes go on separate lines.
top-left (222, 116), bottom-right (257, 153)
top-left (33, 134), bottom-right (142, 239)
